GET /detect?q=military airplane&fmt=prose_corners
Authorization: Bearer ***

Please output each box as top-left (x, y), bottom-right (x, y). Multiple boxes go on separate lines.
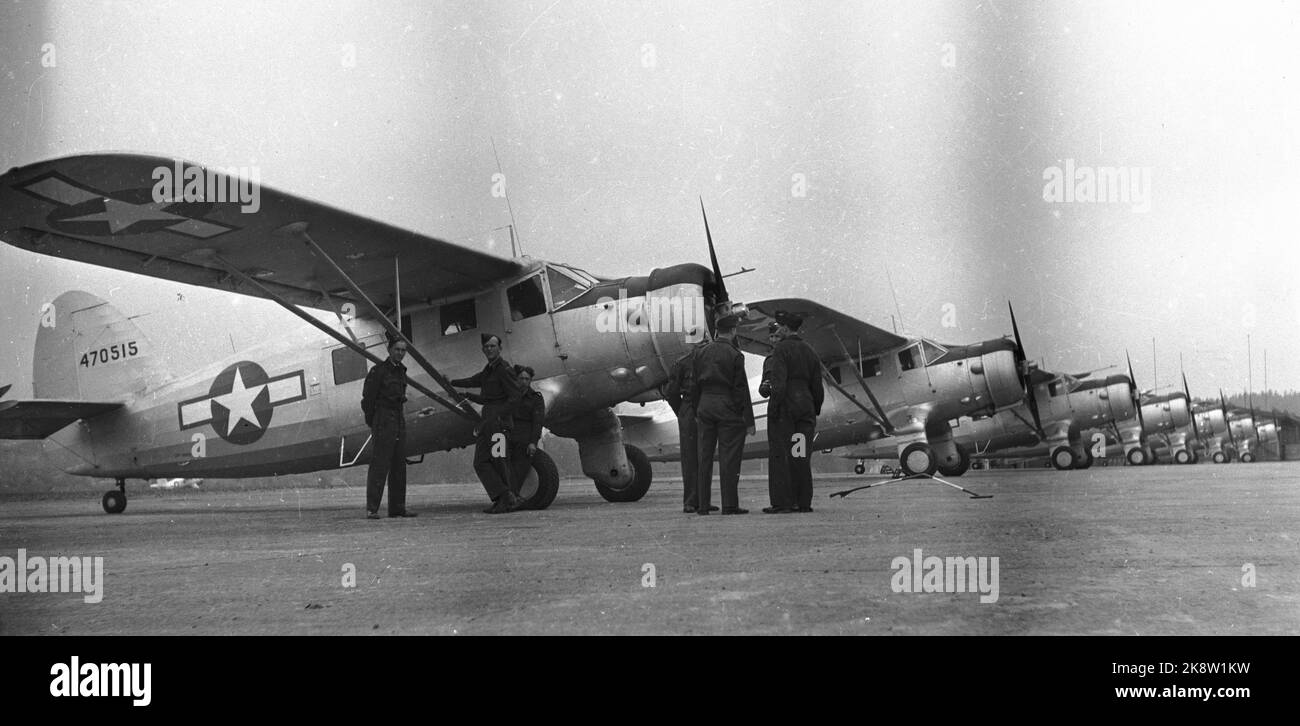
top-left (0, 153), bottom-right (740, 513)
top-left (621, 297), bottom-right (1036, 477)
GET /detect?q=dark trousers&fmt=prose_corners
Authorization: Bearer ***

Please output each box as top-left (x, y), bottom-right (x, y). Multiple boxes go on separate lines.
top-left (785, 418), bottom-right (816, 510)
top-left (366, 410), bottom-right (407, 514)
top-left (677, 402), bottom-right (699, 508)
top-left (767, 415), bottom-right (793, 509)
top-left (508, 437), bottom-right (533, 495)
top-left (696, 394), bottom-right (747, 511)
top-left (473, 428), bottom-right (513, 500)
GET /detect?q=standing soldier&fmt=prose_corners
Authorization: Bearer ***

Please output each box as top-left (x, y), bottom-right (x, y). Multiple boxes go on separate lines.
top-left (508, 365), bottom-right (546, 502)
top-left (360, 335), bottom-right (418, 518)
top-left (451, 334), bottom-right (525, 514)
top-left (769, 311), bottom-right (824, 513)
top-left (663, 335), bottom-right (716, 514)
top-left (759, 322), bottom-right (794, 514)
top-left (692, 314), bottom-right (754, 515)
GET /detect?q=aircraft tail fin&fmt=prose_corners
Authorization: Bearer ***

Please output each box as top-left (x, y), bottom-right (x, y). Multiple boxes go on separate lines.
top-left (34, 290), bottom-right (174, 401)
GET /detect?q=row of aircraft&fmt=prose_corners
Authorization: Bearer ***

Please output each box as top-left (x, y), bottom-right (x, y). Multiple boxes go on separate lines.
top-left (0, 154), bottom-right (1284, 514)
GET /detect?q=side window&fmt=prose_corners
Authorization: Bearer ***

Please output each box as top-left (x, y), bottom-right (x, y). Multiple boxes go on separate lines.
top-left (441, 298), bottom-right (477, 335)
top-left (859, 357), bottom-right (881, 378)
top-left (829, 366), bottom-right (842, 385)
top-left (898, 346), bottom-right (918, 372)
top-left (548, 267), bottom-right (588, 310)
top-left (332, 347), bottom-right (369, 385)
top-left (1049, 382), bottom-right (1063, 397)
top-left (507, 275), bottom-right (548, 321)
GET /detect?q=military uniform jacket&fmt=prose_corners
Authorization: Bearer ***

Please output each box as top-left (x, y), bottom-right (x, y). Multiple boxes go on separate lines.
top-left (663, 342), bottom-right (705, 415)
top-left (451, 357), bottom-right (522, 431)
top-left (511, 388), bottom-right (546, 445)
top-left (361, 359), bottom-right (408, 428)
top-left (770, 334), bottom-right (824, 421)
top-left (690, 337), bottom-right (755, 428)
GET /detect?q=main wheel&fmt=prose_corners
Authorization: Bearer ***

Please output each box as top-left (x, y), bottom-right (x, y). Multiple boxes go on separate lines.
top-left (1173, 449), bottom-right (1192, 465)
top-left (1126, 447), bottom-right (1148, 466)
top-left (1240, 452), bottom-right (1256, 463)
top-left (102, 490), bottom-right (126, 514)
top-left (900, 442), bottom-right (937, 476)
top-left (516, 449), bottom-right (560, 510)
top-left (1073, 448), bottom-right (1094, 469)
top-left (936, 445), bottom-right (971, 477)
top-left (1212, 451), bottom-right (1226, 464)
top-left (1051, 446), bottom-right (1078, 471)
top-left (853, 462), bottom-right (866, 475)
top-left (594, 444), bottom-right (653, 502)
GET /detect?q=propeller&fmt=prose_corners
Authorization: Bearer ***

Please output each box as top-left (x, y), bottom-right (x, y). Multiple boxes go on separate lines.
top-left (699, 198), bottom-right (729, 329)
top-left (1182, 371), bottom-right (1200, 442)
top-left (1127, 351), bottom-right (1147, 440)
top-left (1220, 389), bottom-right (1238, 453)
top-left (0, 383), bottom-right (10, 399)
top-left (1008, 302), bottom-right (1044, 437)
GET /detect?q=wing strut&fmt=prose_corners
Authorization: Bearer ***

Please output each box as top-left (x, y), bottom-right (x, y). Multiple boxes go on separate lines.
top-left (827, 327), bottom-right (895, 434)
top-left (284, 223), bottom-right (479, 422)
top-left (212, 254), bottom-right (476, 422)
top-left (817, 362), bottom-right (890, 433)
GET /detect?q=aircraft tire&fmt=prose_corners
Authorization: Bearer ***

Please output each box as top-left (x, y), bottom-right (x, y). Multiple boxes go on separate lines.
top-left (1073, 448), bottom-right (1094, 469)
top-left (900, 443), bottom-right (937, 476)
top-left (1212, 451), bottom-right (1227, 464)
top-left (1126, 447), bottom-right (1148, 466)
top-left (594, 444), bottom-right (653, 503)
top-left (1051, 446), bottom-right (1077, 471)
top-left (853, 463), bottom-right (866, 476)
top-left (518, 450), bottom-right (560, 511)
top-left (936, 446), bottom-right (971, 477)
top-left (1240, 452), bottom-right (1256, 463)
top-left (102, 490), bottom-right (126, 514)
top-left (1173, 449), bottom-right (1192, 465)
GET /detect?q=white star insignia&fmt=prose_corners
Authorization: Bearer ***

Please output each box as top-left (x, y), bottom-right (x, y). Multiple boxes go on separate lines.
top-left (211, 368), bottom-right (266, 436)
top-left (65, 198), bottom-right (184, 233)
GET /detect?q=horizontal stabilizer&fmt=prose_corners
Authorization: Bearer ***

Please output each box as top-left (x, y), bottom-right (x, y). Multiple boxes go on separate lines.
top-left (0, 399), bottom-right (123, 439)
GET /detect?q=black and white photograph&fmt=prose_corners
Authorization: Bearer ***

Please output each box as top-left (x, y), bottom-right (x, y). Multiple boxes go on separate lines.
top-left (0, 0), bottom-right (1295, 701)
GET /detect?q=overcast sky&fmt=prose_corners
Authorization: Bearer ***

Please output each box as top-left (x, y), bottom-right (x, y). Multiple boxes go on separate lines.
top-left (2, 0), bottom-right (1297, 399)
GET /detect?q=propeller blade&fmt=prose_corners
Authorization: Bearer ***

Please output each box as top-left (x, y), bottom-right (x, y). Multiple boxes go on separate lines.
top-left (1128, 352), bottom-right (1147, 440)
top-left (1183, 371), bottom-right (1200, 441)
top-left (0, 383), bottom-right (10, 399)
top-left (699, 198), bottom-right (728, 307)
top-left (1221, 389), bottom-right (1238, 452)
top-left (1007, 302), bottom-right (1043, 436)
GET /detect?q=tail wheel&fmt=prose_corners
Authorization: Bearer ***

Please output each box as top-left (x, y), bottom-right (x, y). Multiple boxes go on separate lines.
top-left (1051, 446), bottom-right (1078, 471)
top-left (517, 450), bottom-right (561, 510)
top-left (900, 443), bottom-right (937, 476)
top-left (1126, 447), bottom-right (1148, 466)
top-left (853, 462), bottom-right (866, 475)
top-left (1173, 449), bottom-right (1192, 465)
top-left (594, 444), bottom-right (653, 503)
top-left (1212, 451), bottom-right (1227, 464)
top-left (936, 445), bottom-right (971, 477)
top-left (102, 490), bottom-right (126, 514)
top-left (1073, 448), bottom-right (1094, 469)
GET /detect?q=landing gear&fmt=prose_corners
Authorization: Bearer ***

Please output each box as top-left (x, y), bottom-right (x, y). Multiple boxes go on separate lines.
top-left (1240, 452), bottom-right (1256, 463)
top-left (1073, 448), bottom-right (1094, 470)
top-left (1190, 451), bottom-right (1200, 464)
top-left (853, 461), bottom-right (866, 475)
top-left (102, 478), bottom-right (127, 514)
top-left (516, 450), bottom-right (561, 511)
top-left (1212, 451), bottom-right (1227, 464)
top-left (900, 442), bottom-right (938, 476)
top-left (1146, 448), bottom-right (1159, 465)
top-left (936, 445), bottom-right (971, 477)
top-left (1173, 449), bottom-right (1192, 465)
top-left (1126, 447), bottom-right (1149, 466)
top-left (595, 445), bottom-right (652, 503)
top-left (1051, 446), bottom-right (1078, 471)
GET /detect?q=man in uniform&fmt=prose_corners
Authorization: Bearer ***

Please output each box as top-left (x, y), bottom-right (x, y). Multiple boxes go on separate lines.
top-left (451, 334), bottom-right (525, 514)
top-left (360, 335), bottom-right (418, 518)
top-left (508, 364), bottom-right (546, 502)
top-left (758, 322), bottom-right (795, 514)
top-left (692, 314), bottom-right (754, 515)
top-left (662, 335), bottom-right (716, 513)
top-left (768, 311), bottom-right (824, 513)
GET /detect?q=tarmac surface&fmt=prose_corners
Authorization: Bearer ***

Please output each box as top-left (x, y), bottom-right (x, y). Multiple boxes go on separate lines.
top-left (2, 462), bottom-right (1298, 635)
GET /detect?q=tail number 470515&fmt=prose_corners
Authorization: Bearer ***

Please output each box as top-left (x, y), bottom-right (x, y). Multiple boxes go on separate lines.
top-left (80, 341), bottom-right (139, 367)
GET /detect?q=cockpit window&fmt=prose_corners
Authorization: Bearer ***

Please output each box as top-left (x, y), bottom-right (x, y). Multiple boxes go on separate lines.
top-left (859, 357), bottom-right (881, 378)
top-left (898, 345), bottom-right (919, 372)
top-left (1049, 382), bottom-right (1063, 397)
top-left (440, 298), bottom-right (477, 335)
top-left (547, 264), bottom-right (594, 310)
top-left (920, 340), bottom-right (946, 364)
top-left (507, 274), bottom-right (548, 320)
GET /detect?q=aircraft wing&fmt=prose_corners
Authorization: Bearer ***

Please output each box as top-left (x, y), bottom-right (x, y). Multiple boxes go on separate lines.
top-left (0, 154), bottom-right (528, 311)
top-left (0, 399), bottom-right (124, 439)
top-left (735, 298), bottom-right (908, 360)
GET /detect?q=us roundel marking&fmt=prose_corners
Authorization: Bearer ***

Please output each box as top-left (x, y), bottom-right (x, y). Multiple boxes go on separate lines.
top-left (177, 361), bottom-right (306, 445)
